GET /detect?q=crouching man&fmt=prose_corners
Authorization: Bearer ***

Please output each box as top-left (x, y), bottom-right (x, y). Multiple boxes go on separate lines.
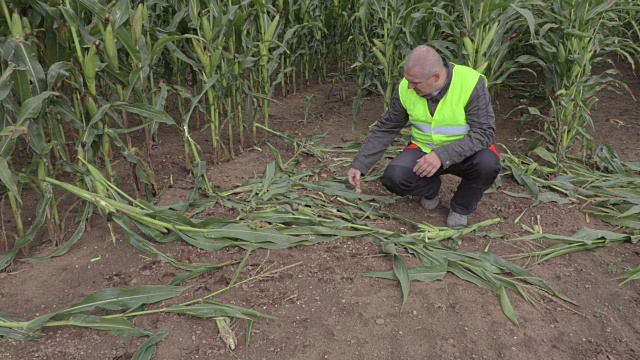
top-left (347, 45), bottom-right (501, 228)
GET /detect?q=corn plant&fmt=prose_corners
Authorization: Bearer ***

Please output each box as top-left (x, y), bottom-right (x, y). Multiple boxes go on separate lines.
top-left (352, 0), bottom-right (435, 112)
top-left (0, 2), bottom-right (64, 252)
top-left (431, 0), bottom-right (540, 90)
top-left (524, 0), bottom-right (639, 160)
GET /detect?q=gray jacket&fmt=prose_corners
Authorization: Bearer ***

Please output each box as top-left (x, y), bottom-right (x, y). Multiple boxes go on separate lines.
top-left (351, 59), bottom-right (496, 175)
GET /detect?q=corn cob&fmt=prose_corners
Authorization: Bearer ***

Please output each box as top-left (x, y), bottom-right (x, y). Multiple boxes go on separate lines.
top-left (201, 14), bottom-right (212, 43)
top-left (215, 317), bottom-right (236, 350)
top-left (132, 2), bottom-right (144, 46)
top-left (10, 11), bottom-right (23, 38)
top-left (192, 38), bottom-right (210, 73)
top-left (557, 42), bottom-right (566, 63)
top-left (103, 20), bottom-right (118, 69)
top-left (83, 41), bottom-right (100, 97)
top-left (20, 14), bottom-right (31, 33)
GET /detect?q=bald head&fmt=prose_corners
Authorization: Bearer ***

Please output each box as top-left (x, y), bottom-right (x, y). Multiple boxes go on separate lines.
top-left (403, 46), bottom-right (448, 96)
top-left (404, 45), bottom-right (444, 79)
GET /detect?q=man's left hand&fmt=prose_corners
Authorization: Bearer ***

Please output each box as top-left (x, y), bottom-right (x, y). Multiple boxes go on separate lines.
top-left (413, 152), bottom-right (442, 177)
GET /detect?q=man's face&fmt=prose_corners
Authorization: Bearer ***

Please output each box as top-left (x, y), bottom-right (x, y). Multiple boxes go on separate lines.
top-left (405, 67), bottom-right (440, 96)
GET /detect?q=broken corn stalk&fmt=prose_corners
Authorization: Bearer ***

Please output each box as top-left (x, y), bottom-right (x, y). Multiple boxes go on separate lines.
top-left (215, 317), bottom-right (236, 350)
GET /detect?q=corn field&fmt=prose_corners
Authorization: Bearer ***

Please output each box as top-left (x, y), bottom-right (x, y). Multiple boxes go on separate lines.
top-left (1, 0), bottom-right (639, 351)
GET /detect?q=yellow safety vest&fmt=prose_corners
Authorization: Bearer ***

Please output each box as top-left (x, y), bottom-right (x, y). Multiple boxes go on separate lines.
top-left (398, 65), bottom-right (484, 153)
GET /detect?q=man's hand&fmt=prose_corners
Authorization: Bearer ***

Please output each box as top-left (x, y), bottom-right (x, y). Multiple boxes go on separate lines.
top-left (413, 152), bottom-right (442, 177)
top-left (347, 168), bottom-right (362, 187)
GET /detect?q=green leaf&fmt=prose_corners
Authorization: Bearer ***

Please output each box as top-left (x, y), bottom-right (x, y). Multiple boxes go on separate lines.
top-left (530, 147), bottom-right (557, 165)
top-left (58, 286), bottom-right (187, 315)
top-left (364, 264), bottom-right (447, 283)
top-left (0, 326), bottom-right (41, 340)
top-left (0, 157), bottom-right (19, 195)
top-left (63, 314), bottom-right (151, 337)
top-left (591, 213), bottom-right (640, 230)
top-left (200, 224), bottom-right (304, 244)
top-left (59, 6), bottom-right (81, 29)
top-left (169, 266), bottom-right (219, 286)
top-left (23, 203), bottom-right (91, 263)
top-left (617, 265), bottom-right (640, 286)
top-left (0, 63), bottom-right (15, 101)
top-left (203, 301), bottom-right (275, 320)
top-left (164, 304), bottom-right (251, 320)
top-left (474, 231), bottom-right (507, 239)
top-left (265, 14), bottom-right (280, 42)
top-left (616, 205), bottom-right (640, 218)
top-left (8, 38), bottom-right (46, 95)
top-left (537, 192), bottom-right (572, 204)
top-left (510, 5), bottom-right (537, 40)
top-left (260, 161), bottom-right (276, 196)
top-left (392, 255), bottom-right (411, 310)
top-left (149, 34), bottom-right (200, 65)
top-left (16, 91), bottom-right (59, 124)
top-left (0, 196), bottom-right (50, 271)
top-left (448, 262), bottom-right (492, 289)
top-left (112, 103), bottom-right (177, 126)
top-left (295, 180), bottom-right (395, 202)
top-left (496, 286), bottom-right (519, 325)
top-left (46, 61), bottom-right (79, 90)
top-left (132, 331), bottom-right (170, 360)
top-left (471, 251), bottom-right (572, 303)
top-left (0, 313), bottom-right (41, 340)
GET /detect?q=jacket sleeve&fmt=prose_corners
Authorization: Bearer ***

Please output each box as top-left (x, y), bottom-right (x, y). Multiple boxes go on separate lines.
top-left (351, 87), bottom-right (408, 175)
top-left (433, 77), bottom-right (495, 169)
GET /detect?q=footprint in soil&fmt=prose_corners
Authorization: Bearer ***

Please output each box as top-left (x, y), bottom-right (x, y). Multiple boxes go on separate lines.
top-left (104, 272), bottom-right (133, 286)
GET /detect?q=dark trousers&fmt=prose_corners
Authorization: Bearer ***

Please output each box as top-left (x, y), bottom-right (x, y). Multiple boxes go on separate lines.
top-left (380, 148), bottom-right (501, 215)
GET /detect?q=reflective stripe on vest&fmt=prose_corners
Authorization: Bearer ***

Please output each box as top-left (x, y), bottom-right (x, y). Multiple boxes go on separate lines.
top-left (411, 123), bottom-right (471, 135)
top-left (398, 65), bottom-right (485, 153)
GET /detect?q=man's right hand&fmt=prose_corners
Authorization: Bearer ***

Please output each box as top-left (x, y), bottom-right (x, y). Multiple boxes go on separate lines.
top-left (347, 168), bottom-right (362, 187)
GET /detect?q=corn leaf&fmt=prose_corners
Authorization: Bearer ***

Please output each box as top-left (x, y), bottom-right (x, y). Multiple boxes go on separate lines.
top-left (8, 38), bottom-right (46, 95)
top-left (112, 103), bottom-right (177, 126)
top-left (164, 304), bottom-right (251, 320)
top-left (22, 203), bottom-right (92, 263)
top-left (62, 315), bottom-right (151, 337)
top-left (0, 313), bottom-right (42, 340)
top-left (0, 63), bottom-right (15, 101)
top-left (132, 331), bottom-right (170, 360)
top-left (496, 286), bottom-right (519, 325)
top-left (0, 157), bottom-right (18, 195)
top-left (16, 91), bottom-right (58, 124)
top-left (617, 266), bottom-right (640, 286)
top-left (169, 266), bottom-right (220, 286)
top-left (364, 264), bottom-right (447, 283)
top-left (295, 180), bottom-right (395, 202)
top-left (0, 196), bottom-right (50, 271)
top-left (392, 255), bottom-right (410, 310)
top-left (57, 286), bottom-right (187, 316)
top-left (203, 301), bottom-right (275, 320)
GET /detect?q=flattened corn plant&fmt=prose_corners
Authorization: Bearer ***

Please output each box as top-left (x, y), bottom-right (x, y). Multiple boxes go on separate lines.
top-left (501, 145), bottom-right (640, 283)
top-left (1, 0), bottom-right (639, 353)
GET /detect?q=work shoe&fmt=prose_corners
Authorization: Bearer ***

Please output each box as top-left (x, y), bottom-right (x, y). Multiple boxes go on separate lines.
top-left (447, 210), bottom-right (468, 228)
top-left (419, 195), bottom-right (440, 210)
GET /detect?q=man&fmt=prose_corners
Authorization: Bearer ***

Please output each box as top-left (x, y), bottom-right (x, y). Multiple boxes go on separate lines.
top-left (347, 45), bottom-right (501, 228)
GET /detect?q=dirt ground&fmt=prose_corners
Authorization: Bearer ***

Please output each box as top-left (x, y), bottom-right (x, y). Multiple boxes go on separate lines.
top-left (0, 62), bottom-right (639, 360)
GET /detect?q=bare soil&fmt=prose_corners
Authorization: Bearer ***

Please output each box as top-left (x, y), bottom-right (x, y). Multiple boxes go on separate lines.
top-left (1, 63), bottom-right (639, 360)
